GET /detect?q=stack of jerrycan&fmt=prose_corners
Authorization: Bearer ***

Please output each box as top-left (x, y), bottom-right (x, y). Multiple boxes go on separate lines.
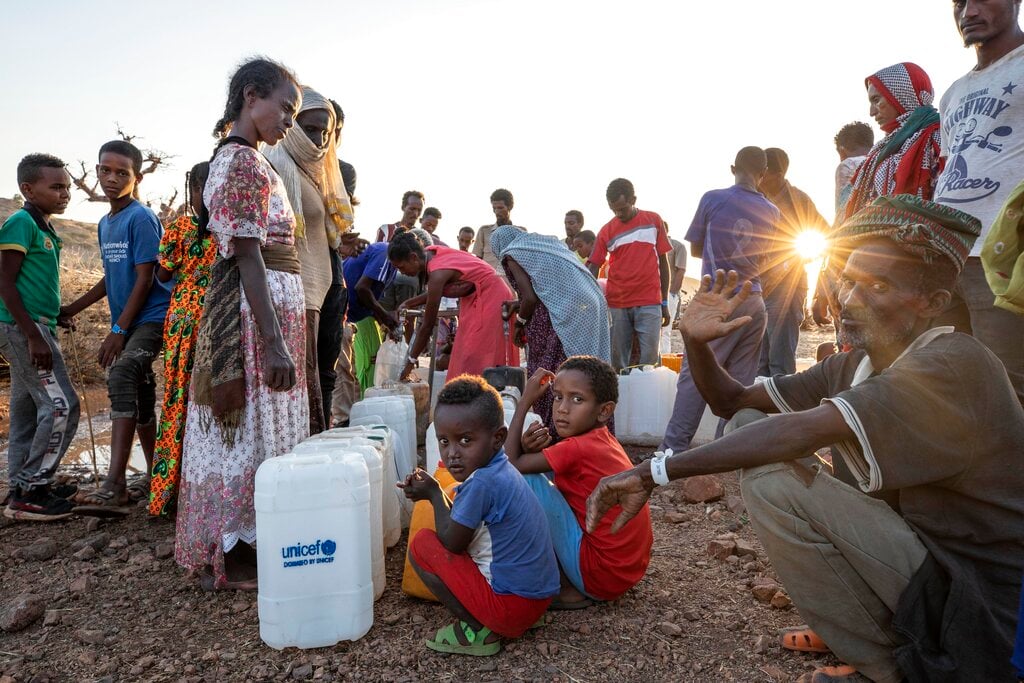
top-left (254, 450), bottom-right (373, 649)
top-left (401, 463), bottom-right (459, 600)
top-left (350, 397), bottom-right (417, 480)
top-left (293, 436), bottom-right (386, 600)
top-left (313, 426), bottom-right (401, 548)
top-left (349, 403), bottom-right (416, 526)
top-left (365, 380), bottom-right (430, 446)
top-left (614, 365), bottom-right (677, 446)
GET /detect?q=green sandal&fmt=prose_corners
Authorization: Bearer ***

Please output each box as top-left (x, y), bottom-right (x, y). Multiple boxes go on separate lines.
top-left (425, 621), bottom-right (500, 656)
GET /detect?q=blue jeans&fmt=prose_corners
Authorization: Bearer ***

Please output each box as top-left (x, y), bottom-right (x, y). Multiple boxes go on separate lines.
top-left (522, 473), bottom-right (594, 599)
top-left (609, 305), bottom-right (661, 371)
top-left (0, 322), bottom-right (80, 490)
top-left (661, 294), bottom-right (766, 452)
top-left (758, 285), bottom-right (805, 377)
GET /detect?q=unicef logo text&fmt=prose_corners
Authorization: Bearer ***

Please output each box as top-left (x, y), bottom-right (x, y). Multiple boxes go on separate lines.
top-left (281, 539), bottom-right (337, 568)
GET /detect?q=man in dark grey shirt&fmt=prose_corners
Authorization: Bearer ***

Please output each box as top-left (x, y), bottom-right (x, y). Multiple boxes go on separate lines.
top-left (588, 196), bottom-right (1024, 683)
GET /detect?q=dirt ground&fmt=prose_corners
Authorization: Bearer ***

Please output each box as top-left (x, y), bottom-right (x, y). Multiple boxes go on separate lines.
top-left (0, 326), bottom-right (841, 683)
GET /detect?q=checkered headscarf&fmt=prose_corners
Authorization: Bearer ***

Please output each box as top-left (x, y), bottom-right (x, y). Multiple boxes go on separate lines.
top-left (866, 63), bottom-right (934, 132)
top-left (835, 195), bottom-right (981, 273)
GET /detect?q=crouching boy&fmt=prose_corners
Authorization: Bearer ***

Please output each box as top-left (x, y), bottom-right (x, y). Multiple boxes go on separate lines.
top-left (506, 357), bottom-right (653, 608)
top-left (401, 375), bottom-right (559, 656)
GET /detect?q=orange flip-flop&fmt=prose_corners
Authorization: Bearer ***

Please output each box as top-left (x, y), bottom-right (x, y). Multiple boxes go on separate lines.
top-left (781, 626), bottom-right (831, 653)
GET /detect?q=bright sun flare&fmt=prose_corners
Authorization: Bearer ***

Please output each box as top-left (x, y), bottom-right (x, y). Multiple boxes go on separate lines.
top-left (794, 230), bottom-right (828, 260)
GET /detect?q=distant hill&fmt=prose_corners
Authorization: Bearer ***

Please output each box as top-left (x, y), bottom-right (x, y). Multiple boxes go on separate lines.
top-left (0, 196), bottom-right (99, 262)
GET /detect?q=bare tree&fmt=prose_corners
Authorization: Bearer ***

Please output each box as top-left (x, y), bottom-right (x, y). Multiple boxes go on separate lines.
top-left (69, 124), bottom-right (175, 203)
top-left (155, 189), bottom-right (187, 224)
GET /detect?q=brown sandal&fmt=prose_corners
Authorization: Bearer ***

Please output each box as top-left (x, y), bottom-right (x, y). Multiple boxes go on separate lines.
top-left (72, 488), bottom-right (131, 518)
top-left (781, 626), bottom-right (831, 653)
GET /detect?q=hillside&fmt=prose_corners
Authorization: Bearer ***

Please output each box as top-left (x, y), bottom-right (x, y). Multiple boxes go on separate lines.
top-left (0, 196), bottom-right (99, 261)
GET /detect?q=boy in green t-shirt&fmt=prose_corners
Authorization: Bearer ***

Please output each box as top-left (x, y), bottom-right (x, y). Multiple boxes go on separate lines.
top-left (0, 154), bottom-right (81, 520)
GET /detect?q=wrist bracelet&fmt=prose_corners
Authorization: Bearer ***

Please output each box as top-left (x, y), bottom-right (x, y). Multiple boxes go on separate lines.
top-left (516, 313), bottom-right (529, 325)
top-left (661, 300), bottom-right (669, 307)
top-left (650, 449), bottom-right (673, 486)
top-left (406, 355), bottom-right (419, 367)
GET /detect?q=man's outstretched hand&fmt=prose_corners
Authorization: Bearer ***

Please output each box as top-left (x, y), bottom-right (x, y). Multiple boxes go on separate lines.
top-left (585, 465), bottom-right (655, 535)
top-left (677, 269), bottom-right (754, 344)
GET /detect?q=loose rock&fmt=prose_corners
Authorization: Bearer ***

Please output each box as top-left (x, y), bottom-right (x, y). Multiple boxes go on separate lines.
top-left (13, 538), bottom-right (58, 562)
top-left (664, 511), bottom-right (687, 524)
top-left (725, 495), bottom-right (746, 515)
top-left (70, 574), bottom-right (97, 594)
top-left (734, 539), bottom-right (757, 558)
top-left (43, 610), bottom-right (61, 627)
top-left (751, 581), bottom-right (780, 603)
top-left (74, 628), bottom-right (107, 645)
top-left (71, 532), bottom-right (110, 552)
top-left (84, 517), bottom-right (102, 532)
top-left (679, 475), bottom-right (724, 503)
top-left (770, 592), bottom-right (792, 609)
top-left (292, 663), bottom-right (313, 680)
top-left (154, 543), bottom-right (174, 560)
top-left (754, 635), bottom-right (770, 654)
top-left (0, 594), bottom-right (46, 632)
top-left (707, 539), bottom-right (737, 561)
top-left (73, 546), bottom-right (96, 561)
top-left (657, 622), bottom-right (682, 637)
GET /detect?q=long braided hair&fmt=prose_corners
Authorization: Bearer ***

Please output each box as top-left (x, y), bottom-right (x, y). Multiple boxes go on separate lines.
top-left (185, 161), bottom-right (211, 239)
top-left (212, 57), bottom-right (299, 139)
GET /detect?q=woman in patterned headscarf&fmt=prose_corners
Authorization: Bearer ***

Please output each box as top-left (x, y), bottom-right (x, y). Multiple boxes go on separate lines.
top-left (490, 226), bottom-right (610, 433)
top-left (840, 62), bottom-right (943, 223)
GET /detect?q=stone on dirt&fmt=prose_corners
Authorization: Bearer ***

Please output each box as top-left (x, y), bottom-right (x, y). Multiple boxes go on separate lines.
top-left (679, 475), bottom-right (725, 503)
top-left (725, 495), bottom-right (746, 515)
top-left (734, 539), bottom-right (757, 558)
top-left (74, 628), bottom-right (106, 645)
top-left (770, 592), bottom-right (792, 609)
top-left (70, 574), bottom-right (97, 594)
top-left (707, 538), bottom-right (737, 561)
top-left (0, 593), bottom-right (45, 632)
top-left (751, 581), bottom-right (780, 603)
top-left (71, 532), bottom-right (110, 552)
top-left (13, 538), bottom-right (58, 562)
top-left (657, 622), bottom-right (682, 637)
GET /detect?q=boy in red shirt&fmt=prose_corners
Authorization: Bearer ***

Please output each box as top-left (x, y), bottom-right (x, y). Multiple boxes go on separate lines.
top-left (588, 178), bottom-right (672, 370)
top-left (505, 356), bottom-right (653, 608)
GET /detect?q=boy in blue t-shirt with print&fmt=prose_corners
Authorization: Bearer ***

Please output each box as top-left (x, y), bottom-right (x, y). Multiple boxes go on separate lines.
top-left (400, 375), bottom-right (559, 656)
top-left (61, 140), bottom-right (171, 514)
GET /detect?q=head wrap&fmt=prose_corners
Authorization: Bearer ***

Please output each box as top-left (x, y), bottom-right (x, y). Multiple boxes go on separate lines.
top-left (263, 86), bottom-right (353, 246)
top-left (834, 195), bottom-right (980, 273)
top-left (840, 63), bottom-right (942, 223)
top-left (490, 226), bottom-right (611, 362)
top-left (865, 62), bottom-right (934, 133)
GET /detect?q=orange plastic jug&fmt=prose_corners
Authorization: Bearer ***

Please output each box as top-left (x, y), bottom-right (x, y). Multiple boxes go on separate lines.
top-left (401, 464), bottom-right (458, 600)
top-left (660, 353), bottom-right (684, 372)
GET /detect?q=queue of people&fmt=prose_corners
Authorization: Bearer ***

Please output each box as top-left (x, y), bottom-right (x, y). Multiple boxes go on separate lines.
top-left (2, 1), bottom-right (1024, 676)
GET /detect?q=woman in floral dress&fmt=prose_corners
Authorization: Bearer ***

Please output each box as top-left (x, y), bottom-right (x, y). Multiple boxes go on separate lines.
top-left (175, 58), bottom-right (307, 590)
top-left (148, 163), bottom-right (215, 517)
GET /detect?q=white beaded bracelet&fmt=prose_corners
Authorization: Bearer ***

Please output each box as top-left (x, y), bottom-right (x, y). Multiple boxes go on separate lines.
top-left (649, 449), bottom-right (673, 486)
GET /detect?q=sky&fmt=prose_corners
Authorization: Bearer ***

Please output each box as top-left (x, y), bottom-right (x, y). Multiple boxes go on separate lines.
top-left (0, 1), bottom-right (986, 249)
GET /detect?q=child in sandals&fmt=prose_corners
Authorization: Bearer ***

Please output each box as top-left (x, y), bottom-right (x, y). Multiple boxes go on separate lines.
top-left (505, 357), bottom-right (653, 608)
top-left (400, 375), bottom-right (559, 656)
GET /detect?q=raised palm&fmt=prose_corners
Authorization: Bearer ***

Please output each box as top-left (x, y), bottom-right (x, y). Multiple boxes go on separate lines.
top-left (678, 270), bottom-right (754, 344)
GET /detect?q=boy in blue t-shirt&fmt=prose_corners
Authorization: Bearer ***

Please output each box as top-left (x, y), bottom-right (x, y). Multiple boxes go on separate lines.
top-left (400, 376), bottom-right (559, 656)
top-left (0, 154), bottom-right (81, 520)
top-left (342, 241), bottom-right (399, 392)
top-left (61, 140), bottom-right (172, 514)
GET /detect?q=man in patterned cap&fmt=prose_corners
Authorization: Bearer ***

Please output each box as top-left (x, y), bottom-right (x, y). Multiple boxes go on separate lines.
top-left (585, 196), bottom-right (1024, 683)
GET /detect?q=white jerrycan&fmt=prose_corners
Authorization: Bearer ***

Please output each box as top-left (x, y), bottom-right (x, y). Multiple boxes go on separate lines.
top-left (294, 438), bottom-right (386, 600)
top-left (615, 366), bottom-right (677, 446)
top-left (327, 423), bottom-right (407, 540)
top-left (254, 451), bottom-right (373, 649)
top-left (351, 397), bottom-right (417, 479)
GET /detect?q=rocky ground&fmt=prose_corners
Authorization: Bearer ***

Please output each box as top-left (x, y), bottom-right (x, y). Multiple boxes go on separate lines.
top-left (0, 327), bottom-right (842, 682)
top-left (0, 464), bottom-right (842, 683)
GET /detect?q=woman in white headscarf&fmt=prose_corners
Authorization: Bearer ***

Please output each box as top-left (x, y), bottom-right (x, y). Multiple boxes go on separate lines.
top-left (264, 85), bottom-right (354, 434)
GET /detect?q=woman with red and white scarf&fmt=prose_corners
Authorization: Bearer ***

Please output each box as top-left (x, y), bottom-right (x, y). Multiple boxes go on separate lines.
top-left (840, 62), bottom-right (943, 223)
